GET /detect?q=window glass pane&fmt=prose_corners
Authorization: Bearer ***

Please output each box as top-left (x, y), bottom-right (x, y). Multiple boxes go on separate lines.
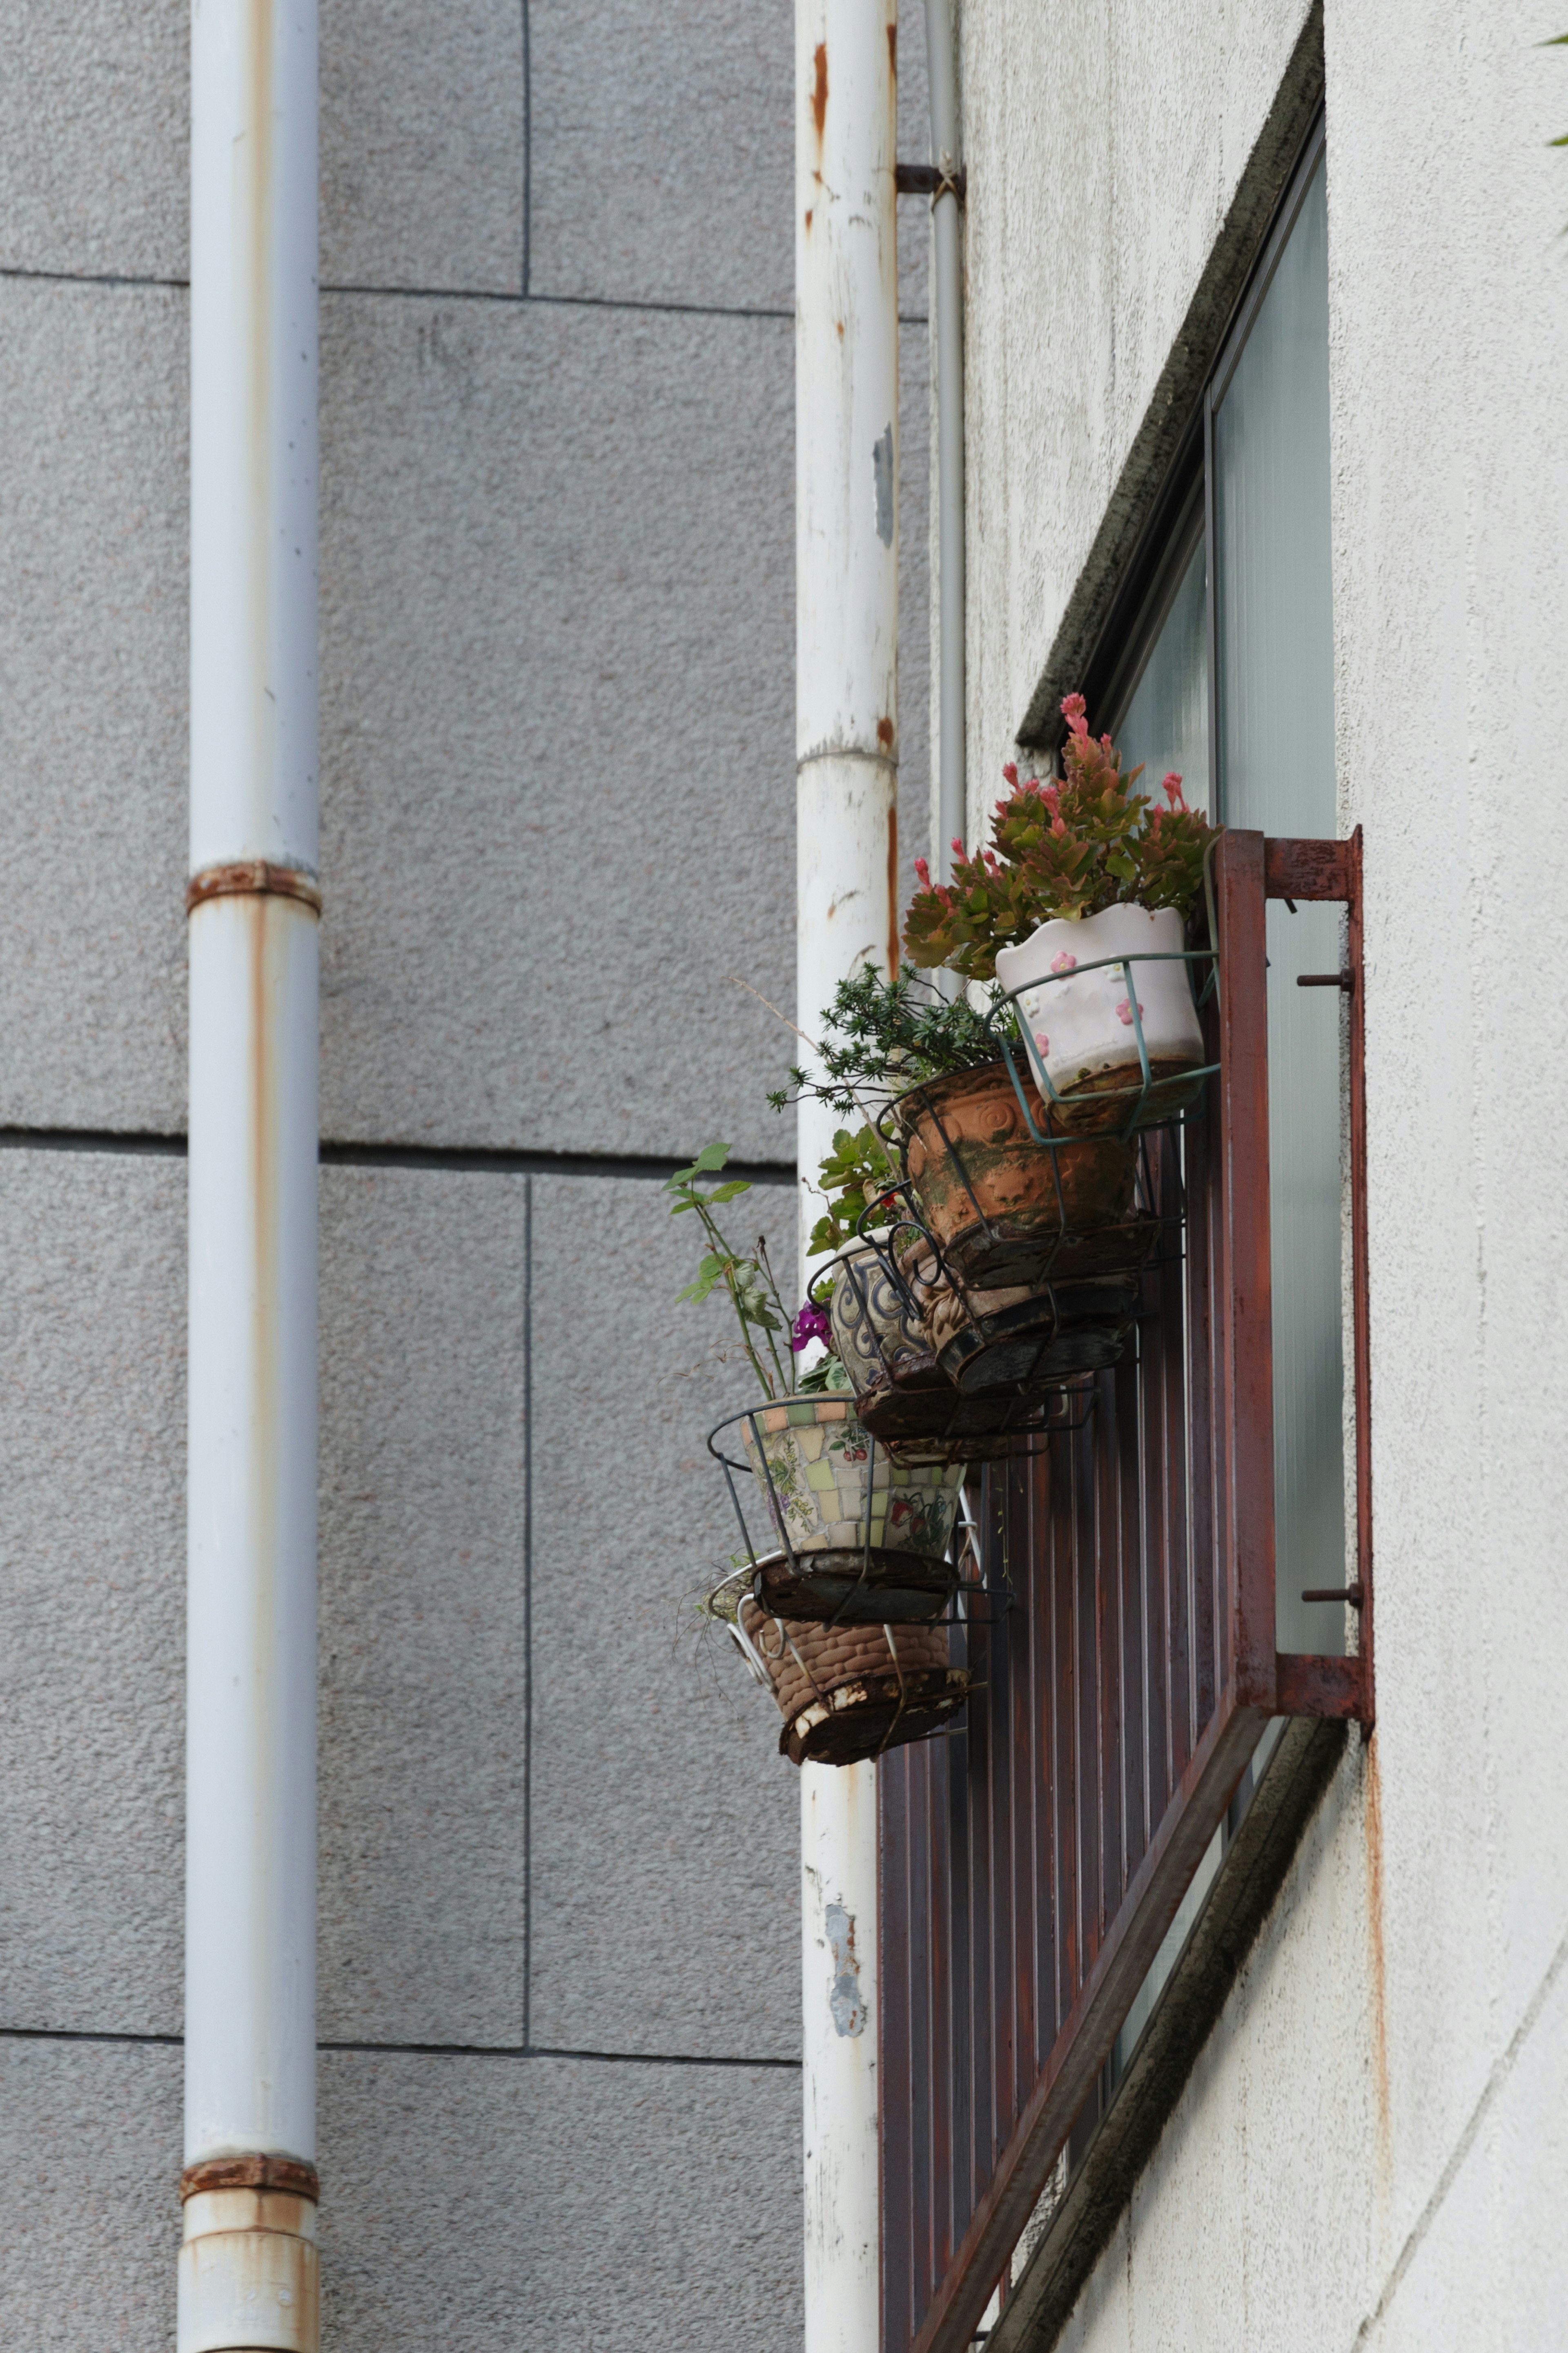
top-left (1214, 152), bottom-right (1345, 1656)
top-left (1114, 532), bottom-right (1210, 816)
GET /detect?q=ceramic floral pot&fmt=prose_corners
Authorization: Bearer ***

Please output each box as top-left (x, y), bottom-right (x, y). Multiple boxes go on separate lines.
top-left (993, 903), bottom-right (1206, 1132)
top-left (828, 1243), bottom-right (948, 1403)
top-left (893, 1062), bottom-right (1138, 1287)
top-left (737, 1598), bottom-right (971, 1768)
top-left (738, 1395), bottom-right (965, 1621)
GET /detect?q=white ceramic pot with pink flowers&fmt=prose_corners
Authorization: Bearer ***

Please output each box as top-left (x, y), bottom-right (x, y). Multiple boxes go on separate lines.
top-left (994, 901), bottom-right (1206, 1132)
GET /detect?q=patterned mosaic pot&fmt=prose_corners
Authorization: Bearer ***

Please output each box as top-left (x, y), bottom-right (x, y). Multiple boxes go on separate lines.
top-left (893, 1062), bottom-right (1138, 1287)
top-left (739, 1396), bottom-right (964, 1623)
top-left (993, 903), bottom-right (1206, 1132)
top-left (738, 1600), bottom-right (971, 1768)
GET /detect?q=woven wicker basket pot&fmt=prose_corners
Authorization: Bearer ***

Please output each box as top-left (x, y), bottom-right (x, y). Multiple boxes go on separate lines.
top-left (894, 1062), bottom-right (1138, 1287)
top-left (740, 1396), bottom-right (964, 1621)
top-left (740, 1601), bottom-right (971, 1767)
top-left (993, 904), bottom-right (1205, 1133)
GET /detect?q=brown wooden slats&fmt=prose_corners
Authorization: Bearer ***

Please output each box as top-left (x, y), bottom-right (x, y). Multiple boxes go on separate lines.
top-left (879, 836), bottom-right (1372, 2353)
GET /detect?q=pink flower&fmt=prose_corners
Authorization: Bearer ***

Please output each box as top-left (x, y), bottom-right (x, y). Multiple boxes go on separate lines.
top-left (1041, 782), bottom-right (1061, 814)
top-left (913, 855), bottom-right (931, 888)
top-left (951, 836), bottom-right (966, 858)
top-left (1050, 950), bottom-right (1077, 973)
top-left (1051, 816), bottom-right (1067, 838)
top-left (1060, 692), bottom-right (1089, 738)
top-left (1002, 759), bottom-right (1019, 785)
top-left (791, 1301), bottom-right (832, 1353)
top-left (1161, 772), bottom-right (1186, 808)
top-left (1033, 1031), bottom-right (1050, 1057)
top-left (1114, 998), bottom-right (1145, 1027)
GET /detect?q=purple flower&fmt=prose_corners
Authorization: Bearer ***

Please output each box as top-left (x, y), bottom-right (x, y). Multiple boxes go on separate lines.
top-left (791, 1301), bottom-right (832, 1352)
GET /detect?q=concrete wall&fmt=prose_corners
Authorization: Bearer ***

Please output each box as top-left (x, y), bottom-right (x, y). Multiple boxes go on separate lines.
top-left (0, 1), bottom-right (937, 2342)
top-left (960, 0), bottom-right (1568, 2344)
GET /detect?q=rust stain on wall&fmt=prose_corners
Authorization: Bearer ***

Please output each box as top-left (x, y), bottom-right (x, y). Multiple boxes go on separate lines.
top-left (887, 21), bottom-right (897, 76)
top-left (811, 42), bottom-right (829, 143)
top-left (886, 802), bottom-right (900, 979)
top-left (1364, 1730), bottom-right (1392, 2179)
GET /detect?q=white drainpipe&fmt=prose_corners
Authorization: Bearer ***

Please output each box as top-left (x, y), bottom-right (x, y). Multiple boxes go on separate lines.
top-left (796, 0), bottom-right (898, 2345)
top-left (922, 0), bottom-right (965, 873)
top-left (181, 2), bottom-right (321, 2349)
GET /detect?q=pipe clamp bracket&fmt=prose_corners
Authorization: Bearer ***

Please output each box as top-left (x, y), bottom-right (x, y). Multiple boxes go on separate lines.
top-left (179, 2155), bottom-right (321, 2204)
top-left (186, 861), bottom-right (323, 918)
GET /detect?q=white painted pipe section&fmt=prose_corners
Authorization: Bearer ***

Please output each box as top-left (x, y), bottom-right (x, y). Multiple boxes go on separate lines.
top-left (796, 2), bottom-right (897, 2348)
top-left (796, 0), bottom-right (901, 1245)
top-left (922, 0), bottom-right (966, 876)
top-left (802, 1762), bottom-right (882, 2353)
top-left (184, 0), bottom-right (320, 2344)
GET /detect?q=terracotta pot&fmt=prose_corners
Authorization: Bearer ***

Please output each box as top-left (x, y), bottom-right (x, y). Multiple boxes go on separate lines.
top-left (739, 1395), bottom-right (964, 1621)
top-left (739, 1600), bottom-right (970, 1767)
top-left (994, 903), bottom-right (1207, 1132)
top-left (894, 1062), bottom-right (1138, 1285)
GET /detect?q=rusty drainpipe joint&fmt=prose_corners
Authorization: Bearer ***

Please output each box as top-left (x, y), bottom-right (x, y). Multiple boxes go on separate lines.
top-left (177, 2157), bottom-right (320, 2353)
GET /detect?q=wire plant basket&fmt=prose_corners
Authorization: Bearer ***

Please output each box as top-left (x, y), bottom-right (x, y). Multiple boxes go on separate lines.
top-left (810, 1232), bottom-right (1102, 1452)
top-left (706, 1484), bottom-right (991, 1766)
top-left (707, 1397), bottom-right (967, 1627)
top-left (873, 937), bottom-right (1217, 1298)
top-left (989, 939), bottom-right (1220, 1144)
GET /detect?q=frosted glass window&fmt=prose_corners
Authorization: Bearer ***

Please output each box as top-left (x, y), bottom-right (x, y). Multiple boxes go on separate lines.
top-left (1114, 533), bottom-right (1210, 816)
top-left (1213, 152), bottom-right (1345, 1657)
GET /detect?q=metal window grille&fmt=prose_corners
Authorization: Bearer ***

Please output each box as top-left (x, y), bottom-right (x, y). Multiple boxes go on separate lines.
top-left (879, 830), bottom-right (1372, 2353)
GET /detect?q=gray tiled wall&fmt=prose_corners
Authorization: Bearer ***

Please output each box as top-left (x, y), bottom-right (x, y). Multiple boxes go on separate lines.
top-left (0, 0), bottom-right (933, 2339)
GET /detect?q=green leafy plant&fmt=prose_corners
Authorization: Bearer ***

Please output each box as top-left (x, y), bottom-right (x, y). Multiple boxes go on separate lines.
top-left (666, 1144), bottom-right (791, 1400)
top-left (902, 693), bottom-right (1216, 981)
top-left (806, 1124), bottom-right (900, 1257)
top-left (767, 963), bottom-right (1011, 1124)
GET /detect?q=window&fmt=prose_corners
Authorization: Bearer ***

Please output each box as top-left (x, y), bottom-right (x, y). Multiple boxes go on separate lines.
top-left (879, 116), bottom-right (1371, 2353)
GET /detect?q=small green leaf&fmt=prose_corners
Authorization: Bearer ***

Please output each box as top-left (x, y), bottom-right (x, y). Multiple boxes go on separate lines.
top-left (704, 1178), bottom-right (752, 1204)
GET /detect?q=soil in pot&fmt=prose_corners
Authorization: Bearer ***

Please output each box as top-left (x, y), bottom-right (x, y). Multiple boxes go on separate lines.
top-left (739, 1600), bottom-right (971, 1767)
top-left (749, 1544), bottom-right (956, 1625)
top-left (894, 1062), bottom-right (1137, 1286)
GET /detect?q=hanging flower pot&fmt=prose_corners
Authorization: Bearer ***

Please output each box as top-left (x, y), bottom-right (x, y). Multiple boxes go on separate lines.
top-left (893, 1061), bottom-right (1141, 1287)
top-left (994, 903), bottom-right (1207, 1133)
top-left (737, 1598), bottom-right (971, 1767)
top-left (922, 1267), bottom-right (1142, 1394)
top-left (714, 1396), bottom-right (967, 1624)
top-left (826, 1242), bottom-right (951, 1427)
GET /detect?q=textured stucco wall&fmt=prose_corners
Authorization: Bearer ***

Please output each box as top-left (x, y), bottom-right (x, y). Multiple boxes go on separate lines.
top-left (0, 0), bottom-right (938, 2344)
top-left (960, 0), bottom-right (1568, 2344)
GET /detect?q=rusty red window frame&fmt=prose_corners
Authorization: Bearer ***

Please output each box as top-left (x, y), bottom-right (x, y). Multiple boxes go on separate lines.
top-left (879, 829), bottom-right (1372, 2353)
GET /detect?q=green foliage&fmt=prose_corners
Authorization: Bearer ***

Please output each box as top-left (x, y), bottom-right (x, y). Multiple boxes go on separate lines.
top-left (665, 1144), bottom-right (791, 1400)
top-left (806, 1124), bottom-right (899, 1257)
top-left (767, 964), bottom-right (1011, 1124)
top-left (902, 693), bottom-right (1216, 981)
